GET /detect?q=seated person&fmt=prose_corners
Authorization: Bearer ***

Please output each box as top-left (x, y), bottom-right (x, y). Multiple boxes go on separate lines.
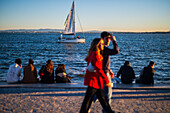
top-left (55, 64), bottom-right (71, 83)
top-left (23, 59), bottom-right (38, 83)
top-left (136, 61), bottom-right (155, 85)
top-left (39, 60), bottom-right (54, 83)
top-left (6, 58), bottom-right (22, 83)
top-left (116, 61), bottom-right (135, 84)
top-left (77, 36), bottom-right (80, 39)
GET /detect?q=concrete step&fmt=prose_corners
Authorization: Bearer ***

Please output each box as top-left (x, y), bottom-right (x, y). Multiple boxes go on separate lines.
top-left (0, 82), bottom-right (170, 90)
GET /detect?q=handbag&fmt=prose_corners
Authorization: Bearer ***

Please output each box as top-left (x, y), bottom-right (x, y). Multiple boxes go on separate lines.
top-left (87, 62), bottom-right (96, 72)
top-left (40, 66), bottom-right (46, 77)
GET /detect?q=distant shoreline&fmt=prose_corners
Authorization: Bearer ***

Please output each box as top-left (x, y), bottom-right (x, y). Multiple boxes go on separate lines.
top-left (0, 31), bottom-right (170, 34)
top-left (0, 28), bottom-right (170, 34)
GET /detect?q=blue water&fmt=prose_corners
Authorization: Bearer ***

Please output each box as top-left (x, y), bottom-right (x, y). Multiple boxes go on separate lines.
top-left (0, 33), bottom-right (169, 84)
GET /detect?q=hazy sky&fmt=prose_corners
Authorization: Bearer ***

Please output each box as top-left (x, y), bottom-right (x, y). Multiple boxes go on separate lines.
top-left (0, 0), bottom-right (170, 32)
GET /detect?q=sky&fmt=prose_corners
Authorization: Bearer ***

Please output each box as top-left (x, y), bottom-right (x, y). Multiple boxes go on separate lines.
top-left (0, 0), bottom-right (170, 32)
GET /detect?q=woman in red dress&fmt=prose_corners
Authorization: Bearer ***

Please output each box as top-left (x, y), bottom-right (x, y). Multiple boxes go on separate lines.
top-left (80, 38), bottom-right (114, 113)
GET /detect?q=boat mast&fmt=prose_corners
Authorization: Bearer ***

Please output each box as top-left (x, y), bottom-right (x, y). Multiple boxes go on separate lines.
top-left (75, 1), bottom-right (85, 39)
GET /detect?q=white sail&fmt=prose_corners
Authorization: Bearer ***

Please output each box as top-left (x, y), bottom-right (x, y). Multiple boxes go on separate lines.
top-left (58, 1), bottom-right (85, 43)
top-left (64, 1), bottom-right (75, 35)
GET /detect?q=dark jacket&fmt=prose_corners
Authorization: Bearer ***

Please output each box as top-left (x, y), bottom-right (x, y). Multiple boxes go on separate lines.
top-left (140, 66), bottom-right (155, 84)
top-left (102, 40), bottom-right (119, 73)
top-left (117, 65), bottom-right (135, 84)
top-left (39, 65), bottom-right (54, 83)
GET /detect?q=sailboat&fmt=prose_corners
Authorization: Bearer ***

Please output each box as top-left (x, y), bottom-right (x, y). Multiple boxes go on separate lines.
top-left (57, 1), bottom-right (85, 43)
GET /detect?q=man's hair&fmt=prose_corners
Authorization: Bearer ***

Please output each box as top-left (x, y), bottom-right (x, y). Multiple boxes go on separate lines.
top-left (15, 58), bottom-right (22, 65)
top-left (149, 61), bottom-right (155, 66)
top-left (124, 61), bottom-right (130, 66)
top-left (101, 31), bottom-right (111, 39)
top-left (29, 59), bottom-right (34, 65)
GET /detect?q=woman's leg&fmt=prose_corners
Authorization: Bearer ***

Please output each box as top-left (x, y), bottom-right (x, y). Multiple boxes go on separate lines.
top-left (96, 89), bottom-right (115, 113)
top-left (79, 87), bottom-right (97, 113)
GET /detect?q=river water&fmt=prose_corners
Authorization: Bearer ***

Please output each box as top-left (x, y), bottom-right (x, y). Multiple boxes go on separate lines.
top-left (0, 32), bottom-right (169, 84)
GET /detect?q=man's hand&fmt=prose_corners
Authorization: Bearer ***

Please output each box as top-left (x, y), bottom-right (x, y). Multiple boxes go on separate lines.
top-left (106, 82), bottom-right (113, 87)
top-left (110, 70), bottom-right (114, 79)
top-left (110, 36), bottom-right (117, 42)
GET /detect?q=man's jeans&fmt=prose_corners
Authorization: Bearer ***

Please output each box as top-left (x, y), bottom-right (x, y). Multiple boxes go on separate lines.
top-left (102, 72), bottom-right (112, 113)
top-left (93, 72), bottom-right (112, 113)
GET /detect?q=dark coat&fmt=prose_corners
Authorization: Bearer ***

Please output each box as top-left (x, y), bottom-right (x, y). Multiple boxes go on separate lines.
top-left (117, 65), bottom-right (135, 84)
top-left (39, 65), bottom-right (54, 83)
top-left (140, 66), bottom-right (155, 84)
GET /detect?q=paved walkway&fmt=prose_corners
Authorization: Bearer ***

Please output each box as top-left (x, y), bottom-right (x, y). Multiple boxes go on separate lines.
top-left (1, 82), bottom-right (170, 113)
top-left (0, 88), bottom-right (170, 113)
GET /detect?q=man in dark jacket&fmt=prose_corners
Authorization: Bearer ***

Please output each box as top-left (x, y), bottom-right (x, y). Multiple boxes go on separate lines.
top-left (100, 31), bottom-right (119, 113)
top-left (116, 61), bottom-right (135, 84)
top-left (140, 61), bottom-right (155, 84)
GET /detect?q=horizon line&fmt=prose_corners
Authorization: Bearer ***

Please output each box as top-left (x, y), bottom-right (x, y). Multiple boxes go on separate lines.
top-left (0, 28), bottom-right (170, 33)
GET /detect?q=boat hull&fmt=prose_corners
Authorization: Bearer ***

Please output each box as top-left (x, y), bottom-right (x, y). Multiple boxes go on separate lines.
top-left (57, 39), bottom-right (85, 43)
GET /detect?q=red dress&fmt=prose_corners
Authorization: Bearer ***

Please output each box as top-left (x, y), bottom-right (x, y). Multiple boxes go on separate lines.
top-left (84, 51), bottom-right (109, 89)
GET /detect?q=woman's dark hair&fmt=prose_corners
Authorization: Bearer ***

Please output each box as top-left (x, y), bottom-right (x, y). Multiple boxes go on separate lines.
top-left (15, 58), bottom-right (22, 65)
top-left (101, 31), bottom-right (111, 39)
top-left (149, 61), bottom-right (155, 66)
top-left (56, 64), bottom-right (66, 73)
top-left (46, 59), bottom-right (54, 73)
top-left (47, 59), bottom-right (52, 64)
top-left (29, 59), bottom-right (34, 65)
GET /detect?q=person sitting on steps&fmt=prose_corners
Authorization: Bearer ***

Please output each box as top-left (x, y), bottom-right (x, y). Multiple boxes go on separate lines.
top-left (55, 64), bottom-right (71, 83)
top-left (116, 61), bottom-right (135, 84)
top-left (136, 61), bottom-right (155, 85)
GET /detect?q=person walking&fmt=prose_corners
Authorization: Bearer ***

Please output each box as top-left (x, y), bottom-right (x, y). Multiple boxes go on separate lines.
top-left (80, 38), bottom-right (115, 113)
top-left (95, 31), bottom-right (119, 113)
